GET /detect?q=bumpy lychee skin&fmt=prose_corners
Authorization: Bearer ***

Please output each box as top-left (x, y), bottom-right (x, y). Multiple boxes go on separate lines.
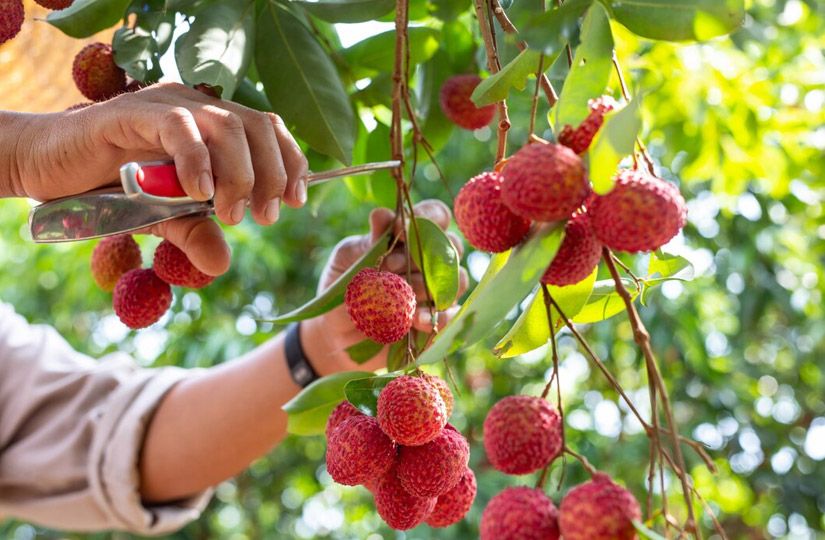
top-left (35, 0), bottom-right (73, 9)
top-left (325, 400), bottom-right (363, 439)
top-left (559, 473), bottom-right (642, 540)
top-left (589, 169), bottom-right (687, 253)
top-left (397, 424), bottom-right (470, 498)
top-left (455, 171), bottom-right (531, 253)
top-left (344, 268), bottom-right (415, 344)
top-left (113, 268), bottom-right (172, 329)
top-left (326, 415), bottom-right (396, 486)
top-left (374, 467), bottom-right (437, 530)
top-left (426, 467), bottom-right (477, 528)
top-left (483, 395), bottom-right (563, 475)
top-left (541, 210), bottom-right (602, 286)
top-left (72, 43), bottom-right (127, 102)
top-left (377, 375), bottom-right (447, 446)
top-left (501, 142), bottom-right (589, 222)
top-left (153, 240), bottom-right (215, 289)
top-left (91, 235), bottom-right (142, 292)
top-left (480, 487), bottom-right (561, 540)
top-left (439, 74), bottom-right (496, 130)
top-left (0, 0), bottom-right (24, 45)
top-left (421, 373), bottom-right (454, 418)
top-left (558, 95), bottom-right (619, 154)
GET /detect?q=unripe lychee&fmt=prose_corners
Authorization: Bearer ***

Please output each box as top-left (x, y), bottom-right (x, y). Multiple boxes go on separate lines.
top-left (34, 0), bottom-right (73, 9)
top-left (483, 395), bottom-right (562, 475)
top-left (501, 142), bottom-right (590, 222)
top-left (421, 373), bottom-right (454, 418)
top-left (541, 210), bottom-right (602, 286)
top-left (426, 467), bottom-right (477, 528)
top-left (113, 268), bottom-right (172, 329)
top-left (397, 424), bottom-right (470, 498)
top-left (377, 375), bottom-right (447, 446)
top-left (559, 473), bottom-right (642, 540)
top-left (374, 467), bottom-right (437, 530)
top-left (0, 0), bottom-right (24, 45)
top-left (439, 74), bottom-right (496, 130)
top-left (326, 415), bottom-right (396, 486)
top-left (454, 171), bottom-right (531, 253)
top-left (589, 169), bottom-right (687, 253)
top-left (480, 487), bottom-right (560, 540)
top-left (558, 95), bottom-right (619, 154)
top-left (91, 235), bottom-right (142, 292)
top-left (325, 400), bottom-right (363, 439)
top-left (344, 268), bottom-right (416, 344)
top-left (72, 43), bottom-right (127, 102)
top-left (153, 240), bottom-right (215, 289)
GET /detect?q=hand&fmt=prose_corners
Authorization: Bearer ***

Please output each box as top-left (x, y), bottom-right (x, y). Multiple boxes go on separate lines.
top-left (15, 83), bottom-right (308, 275)
top-left (301, 199), bottom-right (469, 375)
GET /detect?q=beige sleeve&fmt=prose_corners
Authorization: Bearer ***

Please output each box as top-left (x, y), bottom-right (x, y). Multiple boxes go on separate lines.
top-left (0, 303), bottom-right (212, 536)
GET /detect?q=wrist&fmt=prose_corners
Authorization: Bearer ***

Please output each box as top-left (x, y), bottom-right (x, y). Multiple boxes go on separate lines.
top-left (301, 316), bottom-right (346, 377)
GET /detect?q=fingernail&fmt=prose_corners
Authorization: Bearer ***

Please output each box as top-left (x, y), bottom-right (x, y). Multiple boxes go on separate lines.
top-left (199, 173), bottom-right (214, 199)
top-left (230, 199), bottom-right (246, 223)
top-left (265, 198), bottom-right (280, 223)
top-left (295, 178), bottom-right (307, 204)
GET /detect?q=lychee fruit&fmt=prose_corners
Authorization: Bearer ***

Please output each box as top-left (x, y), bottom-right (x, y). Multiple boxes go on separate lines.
top-left (72, 43), bottom-right (127, 102)
top-left (501, 142), bottom-right (590, 222)
top-left (325, 400), bottom-right (363, 439)
top-left (558, 95), bottom-right (619, 154)
top-left (377, 375), bottom-right (448, 446)
top-left (454, 171), bottom-right (531, 253)
top-left (483, 395), bottom-right (563, 475)
top-left (541, 210), bottom-right (602, 286)
top-left (153, 240), bottom-right (215, 289)
top-left (439, 74), bottom-right (496, 130)
top-left (34, 0), bottom-right (73, 9)
top-left (558, 473), bottom-right (642, 540)
top-left (0, 0), bottom-right (24, 45)
top-left (113, 268), bottom-right (172, 329)
top-left (325, 415), bottom-right (396, 486)
top-left (91, 235), bottom-right (142, 292)
top-left (426, 467), bottom-right (477, 528)
top-left (589, 169), bottom-right (687, 253)
top-left (397, 424), bottom-right (470, 498)
top-left (374, 466), bottom-right (437, 530)
top-left (421, 373), bottom-right (454, 418)
top-left (480, 486), bottom-right (561, 540)
top-left (344, 268), bottom-right (416, 344)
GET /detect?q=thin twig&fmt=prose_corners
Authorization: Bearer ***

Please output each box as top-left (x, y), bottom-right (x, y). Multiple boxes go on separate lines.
top-left (474, 0), bottom-right (511, 162)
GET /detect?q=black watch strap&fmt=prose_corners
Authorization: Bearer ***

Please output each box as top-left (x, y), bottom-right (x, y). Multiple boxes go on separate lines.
top-left (285, 322), bottom-right (319, 388)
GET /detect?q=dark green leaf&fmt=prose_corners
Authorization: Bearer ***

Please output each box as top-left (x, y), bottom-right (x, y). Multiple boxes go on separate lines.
top-left (344, 374), bottom-right (398, 416)
top-left (589, 98), bottom-right (642, 193)
top-left (113, 0), bottom-right (173, 82)
top-left (408, 217), bottom-right (460, 311)
top-left (291, 0), bottom-right (394, 23)
top-left (47, 0), bottom-right (131, 38)
top-left (605, 0), bottom-right (745, 41)
top-left (471, 49), bottom-right (542, 107)
top-left (512, 0), bottom-right (592, 56)
top-left (342, 27), bottom-right (440, 77)
top-left (283, 371), bottom-right (373, 435)
top-left (232, 78), bottom-right (274, 111)
top-left (386, 341), bottom-right (408, 372)
top-left (345, 339), bottom-right (384, 364)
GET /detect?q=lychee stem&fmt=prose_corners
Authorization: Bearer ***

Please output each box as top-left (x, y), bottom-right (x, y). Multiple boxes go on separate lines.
top-left (473, 0), bottom-right (510, 163)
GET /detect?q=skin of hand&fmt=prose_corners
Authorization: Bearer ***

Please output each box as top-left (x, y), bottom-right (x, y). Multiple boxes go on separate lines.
top-left (8, 83), bottom-right (308, 276)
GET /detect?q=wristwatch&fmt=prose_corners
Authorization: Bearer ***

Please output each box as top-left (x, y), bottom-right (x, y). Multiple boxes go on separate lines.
top-left (285, 322), bottom-right (320, 388)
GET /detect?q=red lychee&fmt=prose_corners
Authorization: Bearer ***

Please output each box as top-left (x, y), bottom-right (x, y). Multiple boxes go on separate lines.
top-left (421, 373), bottom-right (454, 418)
top-left (589, 169), bottom-right (687, 253)
top-left (454, 171), bottom-right (531, 253)
top-left (426, 467), bottom-right (477, 528)
top-left (558, 95), bottom-right (619, 154)
top-left (34, 0), bottom-right (73, 9)
top-left (91, 235), bottom-right (142, 292)
top-left (377, 375), bottom-right (448, 446)
top-left (559, 473), bottom-right (642, 540)
top-left (72, 43), bottom-right (127, 102)
top-left (541, 210), bottom-right (602, 286)
top-left (483, 395), bottom-right (563, 475)
top-left (113, 268), bottom-right (172, 329)
top-left (0, 0), bottom-right (24, 45)
top-left (480, 486), bottom-right (561, 540)
top-left (374, 467), bottom-right (437, 530)
top-left (439, 74), bottom-right (496, 130)
top-left (344, 268), bottom-right (416, 344)
top-left (397, 424), bottom-right (470, 498)
top-left (325, 415), bottom-right (396, 486)
top-left (325, 400), bottom-right (363, 439)
top-left (501, 142), bottom-right (590, 222)
top-left (153, 240), bottom-right (215, 289)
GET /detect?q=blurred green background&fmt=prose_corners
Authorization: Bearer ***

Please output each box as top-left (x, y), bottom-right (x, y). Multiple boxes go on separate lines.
top-left (2, 0), bottom-right (825, 538)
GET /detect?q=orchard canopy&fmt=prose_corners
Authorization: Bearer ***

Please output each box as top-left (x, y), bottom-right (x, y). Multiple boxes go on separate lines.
top-left (1, 0), bottom-right (825, 538)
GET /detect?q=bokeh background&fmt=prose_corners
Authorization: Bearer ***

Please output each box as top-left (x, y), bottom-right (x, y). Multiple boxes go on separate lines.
top-left (1, 0), bottom-right (824, 538)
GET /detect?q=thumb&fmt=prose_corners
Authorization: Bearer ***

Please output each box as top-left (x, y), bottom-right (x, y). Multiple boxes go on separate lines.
top-left (369, 207), bottom-right (395, 242)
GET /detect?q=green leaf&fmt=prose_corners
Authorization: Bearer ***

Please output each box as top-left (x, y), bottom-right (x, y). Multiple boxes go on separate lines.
top-left (283, 371), bottom-right (373, 435)
top-left (268, 228), bottom-right (391, 323)
top-left (47, 0), bottom-right (131, 38)
top-left (345, 339), bottom-right (384, 364)
top-left (633, 520), bottom-right (667, 540)
top-left (471, 49), bottom-right (542, 107)
top-left (572, 277), bottom-right (637, 323)
top-left (417, 225), bottom-right (563, 365)
top-left (589, 98), bottom-right (642, 194)
top-left (555, 2), bottom-right (613, 131)
top-left (342, 27), bottom-right (440, 77)
top-left (647, 249), bottom-right (695, 282)
top-left (176, 0), bottom-right (255, 99)
top-left (605, 0), bottom-right (745, 42)
top-left (386, 341), bottom-right (408, 372)
top-left (291, 0), bottom-right (394, 23)
top-left (232, 78), bottom-right (274, 111)
top-left (512, 0), bottom-right (592, 57)
top-left (344, 374), bottom-right (398, 416)
top-left (257, 2), bottom-right (355, 163)
top-left (408, 217), bottom-right (460, 311)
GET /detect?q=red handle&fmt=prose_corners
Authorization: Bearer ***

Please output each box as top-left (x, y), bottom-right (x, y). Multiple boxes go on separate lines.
top-left (136, 163), bottom-right (187, 198)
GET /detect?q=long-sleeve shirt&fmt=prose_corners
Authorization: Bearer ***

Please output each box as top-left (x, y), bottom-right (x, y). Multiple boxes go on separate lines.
top-left (0, 302), bottom-right (212, 535)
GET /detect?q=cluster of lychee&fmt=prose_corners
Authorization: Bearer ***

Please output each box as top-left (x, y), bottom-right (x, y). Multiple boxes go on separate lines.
top-left (324, 374), bottom-right (477, 530)
top-left (90, 235), bottom-right (215, 329)
top-left (1, 0), bottom-right (74, 46)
